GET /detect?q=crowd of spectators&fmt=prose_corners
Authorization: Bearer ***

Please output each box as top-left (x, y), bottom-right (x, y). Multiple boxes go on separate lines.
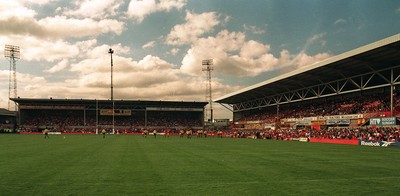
top-left (147, 116), bottom-right (202, 127)
top-left (19, 111), bottom-right (202, 132)
top-left (227, 127), bottom-right (400, 142)
top-left (238, 93), bottom-right (393, 122)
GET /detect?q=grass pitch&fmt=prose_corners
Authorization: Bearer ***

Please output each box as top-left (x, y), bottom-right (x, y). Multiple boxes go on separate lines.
top-left (0, 134), bottom-right (399, 195)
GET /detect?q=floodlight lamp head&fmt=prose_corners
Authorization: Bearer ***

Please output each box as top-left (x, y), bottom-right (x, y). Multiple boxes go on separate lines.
top-left (202, 59), bottom-right (214, 71)
top-left (108, 48), bottom-right (114, 54)
top-left (4, 44), bottom-right (20, 59)
top-left (202, 59), bottom-right (213, 66)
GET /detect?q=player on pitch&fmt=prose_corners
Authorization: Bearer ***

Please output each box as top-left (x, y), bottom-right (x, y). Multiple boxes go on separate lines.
top-left (102, 129), bottom-right (107, 139)
top-left (43, 128), bottom-right (49, 139)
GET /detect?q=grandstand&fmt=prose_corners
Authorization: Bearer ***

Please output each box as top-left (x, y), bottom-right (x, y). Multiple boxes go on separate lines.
top-left (215, 34), bottom-right (400, 141)
top-left (11, 98), bottom-right (207, 133)
top-left (0, 108), bottom-right (16, 133)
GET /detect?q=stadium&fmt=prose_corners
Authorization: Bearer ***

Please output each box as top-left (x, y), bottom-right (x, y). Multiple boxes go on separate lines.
top-left (3, 34), bottom-right (399, 144)
top-left (10, 98), bottom-right (207, 134)
top-left (1, 34), bottom-right (400, 195)
top-left (214, 34), bottom-right (400, 145)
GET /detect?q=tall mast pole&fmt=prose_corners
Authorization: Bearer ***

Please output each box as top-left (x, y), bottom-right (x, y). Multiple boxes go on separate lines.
top-left (108, 48), bottom-right (115, 134)
top-left (202, 59), bottom-right (214, 130)
top-left (4, 44), bottom-right (20, 111)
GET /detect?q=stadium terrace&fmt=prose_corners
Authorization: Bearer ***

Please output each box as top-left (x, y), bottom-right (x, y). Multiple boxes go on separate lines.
top-left (8, 98), bottom-right (207, 134)
top-left (214, 34), bottom-right (400, 143)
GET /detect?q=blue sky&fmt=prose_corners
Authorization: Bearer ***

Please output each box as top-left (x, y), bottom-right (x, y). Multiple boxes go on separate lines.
top-left (0, 0), bottom-right (399, 119)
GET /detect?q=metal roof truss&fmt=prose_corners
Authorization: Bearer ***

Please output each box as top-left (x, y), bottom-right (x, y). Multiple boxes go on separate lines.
top-left (233, 64), bottom-right (400, 112)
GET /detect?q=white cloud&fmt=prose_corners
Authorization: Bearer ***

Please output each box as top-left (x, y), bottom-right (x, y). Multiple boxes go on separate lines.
top-left (0, 1), bottom-right (125, 39)
top-left (24, 0), bottom-right (56, 5)
top-left (64, 0), bottom-right (124, 19)
top-left (126, 0), bottom-right (186, 23)
top-left (0, 54), bottom-right (207, 105)
top-left (303, 32), bottom-right (327, 49)
top-left (158, 0), bottom-right (186, 11)
top-left (307, 33), bottom-right (326, 44)
top-left (240, 40), bottom-right (269, 59)
top-left (180, 30), bottom-right (245, 76)
top-left (0, 69), bottom-right (64, 108)
top-left (222, 15), bottom-right (231, 25)
top-left (75, 39), bottom-right (98, 57)
top-left (138, 55), bottom-right (175, 70)
top-left (142, 40), bottom-right (156, 49)
top-left (0, 35), bottom-right (80, 62)
top-left (276, 49), bottom-right (332, 70)
top-left (216, 54), bottom-right (279, 77)
top-left (84, 43), bottom-right (131, 59)
top-left (38, 16), bottom-right (125, 37)
top-left (243, 24), bottom-right (266, 35)
top-left (334, 18), bottom-right (347, 25)
top-left (0, 35), bottom-right (130, 64)
top-left (0, 16), bottom-right (125, 38)
top-left (286, 51), bottom-right (332, 68)
top-left (44, 59), bottom-right (69, 73)
top-left (180, 30), bottom-right (332, 77)
top-left (0, 1), bottom-right (37, 19)
top-left (166, 11), bottom-right (220, 45)
top-left (169, 48), bottom-right (179, 55)
top-left (0, 70), bottom-right (10, 109)
top-left (65, 52), bottom-right (239, 102)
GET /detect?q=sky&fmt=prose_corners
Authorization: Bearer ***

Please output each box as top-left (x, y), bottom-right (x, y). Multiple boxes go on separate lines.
top-left (0, 0), bottom-right (399, 120)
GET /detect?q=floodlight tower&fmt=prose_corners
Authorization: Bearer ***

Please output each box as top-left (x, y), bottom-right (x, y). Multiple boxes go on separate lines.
top-left (4, 44), bottom-right (20, 111)
top-left (202, 59), bottom-right (213, 125)
top-left (108, 48), bottom-right (115, 134)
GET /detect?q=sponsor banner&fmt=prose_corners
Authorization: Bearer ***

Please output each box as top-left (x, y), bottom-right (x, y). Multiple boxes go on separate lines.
top-left (247, 120), bottom-right (262, 124)
top-left (364, 112), bottom-right (391, 118)
top-left (280, 122), bottom-right (295, 127)
top-left (310, 138), bottom-right (359, 145)
top-left (322, 114), bottom-right (363, 120)
top-left (311, 120), bottom-right (326, 126)
top-left (326, 119), bottom-right (350, 125)
top-left (100, 109), bottom-right (132, 116)
top-left (48, 132), bottom-right (61, 135)
top-left (264, 124), bottom-right (276, 130)
top-left (236, 121), bottom-right (262, 125)
top-left (299, 137), bottom-right (309, 142)
top-left (244, 124), bottom-right (263, 130)
top-left (282, 117), bottom-right (317, 123)
top-left (369, 117), bottom-right (396, 126)
top-left (359, 140), bottom-right (400, 147)
top-left (282, 114), bottom-right (363, 123)
top-left (282, 118), bottom-right (295, 123)
top-left (296, 121), bottom-right (311, 126)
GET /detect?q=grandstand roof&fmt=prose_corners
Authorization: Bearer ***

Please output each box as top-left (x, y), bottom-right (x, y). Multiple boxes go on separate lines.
top-left (215, 34), bottom-right (400, 104)
top-left (0, 108), bottom-right (16, 116)
top-left (11, 98), bottom-right (208, 110)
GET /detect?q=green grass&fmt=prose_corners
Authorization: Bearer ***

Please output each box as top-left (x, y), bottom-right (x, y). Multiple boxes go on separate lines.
top-left (0, 134), bottom-right (399, 195)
